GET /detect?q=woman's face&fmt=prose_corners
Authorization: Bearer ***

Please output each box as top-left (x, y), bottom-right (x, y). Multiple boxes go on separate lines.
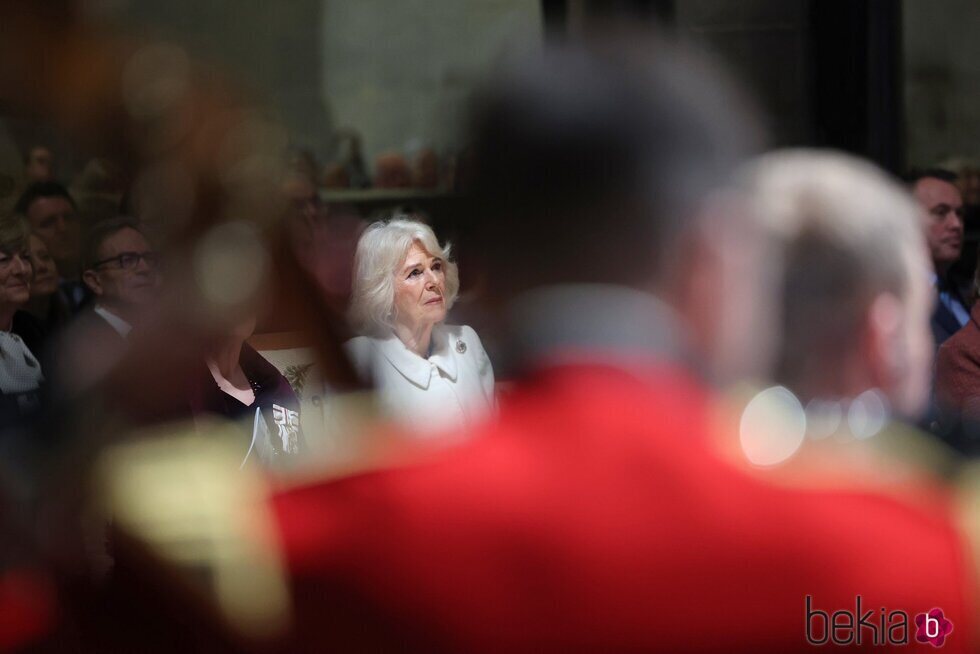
top-left (0, 242), bottom-right (33, 310)
top-left (29, 234), bottom-right (59, 297)
top-left (393, 242), bottom-right (447, 331)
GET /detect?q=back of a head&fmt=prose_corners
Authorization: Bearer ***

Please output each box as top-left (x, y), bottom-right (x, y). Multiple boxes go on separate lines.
top-left (740, 150), bottom-right (930, 410)
top-left (464, 33), bottom-right (761, 297)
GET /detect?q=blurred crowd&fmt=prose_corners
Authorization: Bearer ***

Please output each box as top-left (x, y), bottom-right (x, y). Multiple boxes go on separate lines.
top-left (0, 21), bottom-right (976, 654)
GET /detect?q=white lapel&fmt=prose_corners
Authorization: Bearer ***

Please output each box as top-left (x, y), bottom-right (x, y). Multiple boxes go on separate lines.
top-left (376, 325), bottom-right (459, 389)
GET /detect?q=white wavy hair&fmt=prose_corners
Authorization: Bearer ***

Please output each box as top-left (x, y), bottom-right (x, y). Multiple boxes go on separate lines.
top-left (349, 217), bottom-right (460, 336)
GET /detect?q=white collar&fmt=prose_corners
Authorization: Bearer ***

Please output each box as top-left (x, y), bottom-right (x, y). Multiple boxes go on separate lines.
top-left (376, 324), bottom-right (458, 389)
top-left (94, 304), bottom-right (132, 337)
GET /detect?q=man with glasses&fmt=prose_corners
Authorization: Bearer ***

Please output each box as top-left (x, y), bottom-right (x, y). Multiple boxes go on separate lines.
top-left (80, 217), bottom-right (159, 338)
top-left (48, 217), bottom-right (159, 396)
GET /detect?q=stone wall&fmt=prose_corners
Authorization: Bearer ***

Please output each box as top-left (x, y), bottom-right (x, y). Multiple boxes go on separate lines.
top-left (86, 0), bottom-right (541, 173)
top-left (903, 0), bottom-right (980, 167)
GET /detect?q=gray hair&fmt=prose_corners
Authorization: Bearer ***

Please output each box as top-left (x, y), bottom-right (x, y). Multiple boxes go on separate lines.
top-left (348, 217), bottom-right (460, 336)
top-left (0, 215), bottom-right (30, 256)
top-left (738, 150), bottom-right (929, 389)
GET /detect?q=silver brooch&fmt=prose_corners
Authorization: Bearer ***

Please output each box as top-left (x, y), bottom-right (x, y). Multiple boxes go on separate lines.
top-left (455, 340), bottom-right (467, 354)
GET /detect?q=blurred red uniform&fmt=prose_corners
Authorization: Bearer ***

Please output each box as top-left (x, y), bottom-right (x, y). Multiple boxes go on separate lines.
top-left (270, 358), bottom-right (978, 653)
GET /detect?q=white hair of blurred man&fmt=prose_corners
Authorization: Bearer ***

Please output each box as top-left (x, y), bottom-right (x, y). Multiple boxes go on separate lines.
top-left (739, 150), bottom-right (934, 418)
top-left (348, 217), bottom-right (460, 336)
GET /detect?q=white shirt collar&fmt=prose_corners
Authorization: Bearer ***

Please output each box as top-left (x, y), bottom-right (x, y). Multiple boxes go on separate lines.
top-left (94, 305), bottom-right (132, 337)
top-left (376, 324), bottom-right (458, 389)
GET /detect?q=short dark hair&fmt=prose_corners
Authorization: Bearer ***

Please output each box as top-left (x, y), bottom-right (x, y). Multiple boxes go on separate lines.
top-left (83, 217), bottom-right (142, 271)
top-left (905, 168), bottom-right (959, 186)
top-left (463, 36), bottom-right (760, 294)
top-left (14, 181), bottom-right (75, 215)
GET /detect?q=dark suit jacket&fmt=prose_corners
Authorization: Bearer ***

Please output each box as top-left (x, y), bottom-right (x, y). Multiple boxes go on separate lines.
top-left (931, 289), bottom-right (969, 348)
top-left (188, 343), bottom-right (306, 462)
top-left (50, 308), bottom-right (127, 398)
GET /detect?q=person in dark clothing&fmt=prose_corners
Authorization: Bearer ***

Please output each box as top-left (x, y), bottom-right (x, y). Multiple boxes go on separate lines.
top-left (15, 181), bottom-right (88, 313)
top-left (189, 317), bottom-right (305, 467)
top-left (0, 217), bottom-right (44, 425)
top-left (908, 168), bottom-right (969, 348)
top-left (17, 233), bottom-right (72, 363)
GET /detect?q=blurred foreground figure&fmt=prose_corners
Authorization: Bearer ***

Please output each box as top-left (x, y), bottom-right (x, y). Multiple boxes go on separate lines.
top-left (750, 151), bottom-right (933, 422)
top-left (264, 41), bottom-right (977, 652)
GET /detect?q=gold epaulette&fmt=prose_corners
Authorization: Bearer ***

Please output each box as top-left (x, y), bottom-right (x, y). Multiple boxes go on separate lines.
top-left (956, 461), bottom-right (980, 646)
top-left (713, 384), bottom-right (980, 646)
top-left (92, 419), bottom-right (291, 640)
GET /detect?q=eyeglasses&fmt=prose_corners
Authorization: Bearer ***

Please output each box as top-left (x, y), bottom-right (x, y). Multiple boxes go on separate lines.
top-left (92, 251), bottom-right (159, 270)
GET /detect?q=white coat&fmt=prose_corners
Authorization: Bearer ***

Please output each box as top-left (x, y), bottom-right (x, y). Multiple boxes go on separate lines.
top-left (345, 324), bottom-right (495, 434)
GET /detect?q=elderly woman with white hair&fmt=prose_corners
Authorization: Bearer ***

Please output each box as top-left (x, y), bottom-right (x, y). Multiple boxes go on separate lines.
top-left (346, 218), bottom-right (494, 432)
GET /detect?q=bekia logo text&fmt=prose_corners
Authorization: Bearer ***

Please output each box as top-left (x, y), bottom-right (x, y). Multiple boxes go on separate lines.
top-left (806, 596), bottom-right (953, 647)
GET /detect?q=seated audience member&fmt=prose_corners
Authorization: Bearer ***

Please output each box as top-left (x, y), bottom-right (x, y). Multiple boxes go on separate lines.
top-left (939, 159), bottom-right (980, 287)
top-left (744, 150), bottom-right (934, 433)
top-left (346, 217), bottom-right (494, 433)
top-left (908, 169), bottom-right (968, 347)
top-left (78, 218), bottom-right (159, 340)
top-left (0, 217), bottom-right (44, 424)
top-left (22, 234), bottom-right (71, 349)
top-left (933, 242), bottom-right (980, 455)
top-left (54, 218), bottom-right (159, 395)
top-left (189, 316), bottom-right (306, 467)
top-left (14, 181), bottom-right (86, 312)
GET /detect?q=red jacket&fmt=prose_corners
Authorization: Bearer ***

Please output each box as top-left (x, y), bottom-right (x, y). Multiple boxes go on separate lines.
top-left (936, 304), bottom-right (980, 422)
top-left (271, 362), bottom-right (978, 652)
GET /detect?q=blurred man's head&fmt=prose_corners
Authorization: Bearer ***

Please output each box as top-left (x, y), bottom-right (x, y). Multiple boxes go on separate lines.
top-left (909, 169), bottom-right (964, 274)
top-left (24, 145), bottom-right (54, 183)
top-left (82, 218), bottom-right (159, 322)
top-left (15, 181), bottom-right (81, 271)
top-left (465, 35), bottom-right (766, 381)
top-left (743, 151), bottom-right (933, 418)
